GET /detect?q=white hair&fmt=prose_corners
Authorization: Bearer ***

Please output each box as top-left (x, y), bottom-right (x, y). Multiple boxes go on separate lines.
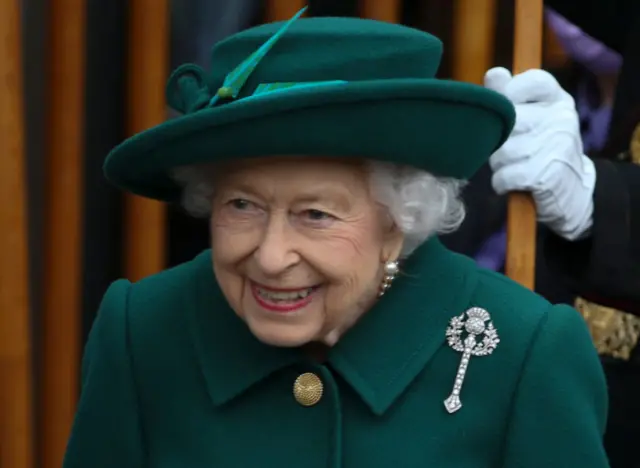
top-left (171, 161), bottom-right (466, 257)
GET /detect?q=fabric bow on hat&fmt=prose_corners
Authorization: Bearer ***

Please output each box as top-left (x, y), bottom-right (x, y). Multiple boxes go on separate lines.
top-left (166, 7), bottom-right (307, 115)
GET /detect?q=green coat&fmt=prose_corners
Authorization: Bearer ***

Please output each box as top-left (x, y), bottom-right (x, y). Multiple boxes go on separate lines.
top-left (63, 239), bottom-right (609, 467)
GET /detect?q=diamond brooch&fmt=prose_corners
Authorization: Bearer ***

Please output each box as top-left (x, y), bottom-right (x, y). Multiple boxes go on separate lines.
top-left (443, 307), bottom-right (500, 414)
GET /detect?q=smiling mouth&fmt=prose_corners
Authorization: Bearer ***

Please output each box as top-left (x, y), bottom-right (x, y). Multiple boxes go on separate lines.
top-left (250, 283), bottom-right (320, 313)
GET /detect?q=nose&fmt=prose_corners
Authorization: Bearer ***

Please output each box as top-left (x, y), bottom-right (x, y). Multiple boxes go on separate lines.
top-left (253, 212), bottom-right (300, 276)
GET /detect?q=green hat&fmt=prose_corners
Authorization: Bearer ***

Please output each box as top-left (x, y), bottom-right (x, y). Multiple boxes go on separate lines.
top-left (104, 9), bottom-right (515, 202)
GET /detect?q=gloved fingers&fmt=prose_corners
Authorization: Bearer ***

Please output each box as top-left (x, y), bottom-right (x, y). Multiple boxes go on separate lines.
top-left (484, 67), bottom-right (512, 94)
top-left (510, 101), bottom-right (580, 136)
top-left (491, 159), bottom-right (539, 195)
top-left (511, 104), bottom-right (548, 134)
top-left (489, 132), bottom-right (535, 171)
top-left (503, 69), bottom-right (565, 105)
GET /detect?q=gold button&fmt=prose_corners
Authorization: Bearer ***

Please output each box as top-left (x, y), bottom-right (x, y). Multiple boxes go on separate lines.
top-left (293, 372), bottom-right (323, 407)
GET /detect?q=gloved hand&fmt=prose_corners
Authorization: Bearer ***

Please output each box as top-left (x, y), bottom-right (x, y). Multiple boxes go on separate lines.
top-left (484, 67), bottom-right (596, 241)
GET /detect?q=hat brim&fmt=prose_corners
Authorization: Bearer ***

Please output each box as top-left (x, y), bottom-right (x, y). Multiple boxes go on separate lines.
top-left (105, 78), bottom-right (515, 201)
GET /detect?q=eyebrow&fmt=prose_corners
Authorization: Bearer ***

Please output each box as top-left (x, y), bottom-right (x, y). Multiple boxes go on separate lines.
top-left (293, 191), bottom-right (353, 212)
top-left (221, 183), bottom-right (354, 212)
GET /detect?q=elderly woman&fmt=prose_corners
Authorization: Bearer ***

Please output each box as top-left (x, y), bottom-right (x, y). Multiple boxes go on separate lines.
top-left (63, 11), bottom-right (609, 468)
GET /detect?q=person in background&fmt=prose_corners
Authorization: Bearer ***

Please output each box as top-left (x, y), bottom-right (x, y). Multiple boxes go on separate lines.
top-left (445, 9), bottom-right (623, 295)
top-left (487, 1), bottom-right (640, 465)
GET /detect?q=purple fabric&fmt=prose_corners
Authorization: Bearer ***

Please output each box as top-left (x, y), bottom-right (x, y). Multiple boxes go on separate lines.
top-left (474, 227), bottom-right (507, 271)
top-left (545, 9), bottom-right (622, 75)
top-left (576, 82), bottom-right (613, 153)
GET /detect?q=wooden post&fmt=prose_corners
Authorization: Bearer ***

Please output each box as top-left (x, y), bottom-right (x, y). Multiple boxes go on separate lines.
top-left (505, 0), bottom-right (543, 289)
top-left (0, 1), bottom-right (33, 467)
top-left (40, 1), bottom-right (87, 467)
top-left (360, 0), bottom-right (401, 22)
top-left (265, 0), bottom-right (306, 22)
top-left (452, 0), bottom-right (497, 85)
top-left (124, 0), bottom-right (170, 282)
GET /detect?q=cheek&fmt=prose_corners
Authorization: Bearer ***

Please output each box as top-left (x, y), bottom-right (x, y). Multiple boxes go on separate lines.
top-left (321, 215), bottom-right (384, 261)
top-left (209, 216), bottom-right (257, 317)
top-left (312, 218), bottom-right (384, 296)
top-left (317, 227), bottom-right (381, 334)
top-left (209, 212), bottom-right (261, 263)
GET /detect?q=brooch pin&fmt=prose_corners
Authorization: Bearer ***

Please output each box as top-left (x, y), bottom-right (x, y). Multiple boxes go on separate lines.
top-left (443, 307), bottom-right (499, 414)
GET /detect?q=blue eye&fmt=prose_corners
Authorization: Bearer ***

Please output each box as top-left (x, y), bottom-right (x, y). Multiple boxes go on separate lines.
top-left (229, 199), bottom-right (252, 210)
top-left (304, 209), bottom-right (333, 221)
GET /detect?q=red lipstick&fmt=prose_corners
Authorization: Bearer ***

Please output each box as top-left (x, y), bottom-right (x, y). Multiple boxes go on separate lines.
top-left (250, 283), bottom-right (316, 313)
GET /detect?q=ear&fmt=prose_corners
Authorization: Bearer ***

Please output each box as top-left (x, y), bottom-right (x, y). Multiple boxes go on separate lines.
top-left (380, 222), bottom-right (404, 263)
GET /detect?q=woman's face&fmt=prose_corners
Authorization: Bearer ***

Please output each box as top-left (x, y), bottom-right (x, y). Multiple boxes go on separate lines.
top-left (210, 156), bottom-right (404, 347)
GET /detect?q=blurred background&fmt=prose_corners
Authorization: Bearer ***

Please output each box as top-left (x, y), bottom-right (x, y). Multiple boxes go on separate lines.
top-left (1, 1), bottom-right (606, 467)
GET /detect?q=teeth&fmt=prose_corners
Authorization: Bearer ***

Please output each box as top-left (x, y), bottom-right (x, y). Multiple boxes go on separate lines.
top-left (256, 287), bottom-right (314, 302)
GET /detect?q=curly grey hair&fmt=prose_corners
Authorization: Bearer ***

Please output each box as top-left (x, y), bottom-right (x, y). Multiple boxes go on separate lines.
top-left (171, 161), bottom-right (466, 257)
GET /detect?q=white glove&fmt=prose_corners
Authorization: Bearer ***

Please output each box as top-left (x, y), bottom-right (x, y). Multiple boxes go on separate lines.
top-left (484, 67), bottom-right (596, 241)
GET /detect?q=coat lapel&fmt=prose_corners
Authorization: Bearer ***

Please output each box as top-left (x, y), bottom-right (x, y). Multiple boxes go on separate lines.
top-left (328, 238), bottom-right (479, 415)
top-left (187, 239), bottom-right (479, 414)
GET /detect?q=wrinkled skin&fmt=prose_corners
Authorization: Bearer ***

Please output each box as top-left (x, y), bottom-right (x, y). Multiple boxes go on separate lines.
top-left (210, 156), bottom-right (404, 347)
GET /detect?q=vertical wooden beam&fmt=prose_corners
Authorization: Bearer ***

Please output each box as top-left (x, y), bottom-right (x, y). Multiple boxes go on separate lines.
top-left (452, 0), bottom-right (497, 84)
top-left (505, 0), bottom-right (543, 289)
top-left (124, 0), bottom-right (169, 281)
top-left (265, 0), bottom-right (307, 22)
top-left (0, 2), bottom-right (33, 468)
top-left (360, 0), bottom-right (401, 22)
top-left (512, 1), bottom-right (543, 75)
top-left (41, 1), bottom-right (87, 467)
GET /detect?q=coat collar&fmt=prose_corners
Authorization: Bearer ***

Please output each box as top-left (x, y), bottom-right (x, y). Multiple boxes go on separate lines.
top-left (188, 238), bottom-right (478, 414)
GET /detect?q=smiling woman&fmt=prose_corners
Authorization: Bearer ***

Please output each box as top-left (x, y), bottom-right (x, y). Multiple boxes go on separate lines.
top-left (63, 10), bottom-right (609, 468)
top-left (172, 157), bottom-right (464, 346)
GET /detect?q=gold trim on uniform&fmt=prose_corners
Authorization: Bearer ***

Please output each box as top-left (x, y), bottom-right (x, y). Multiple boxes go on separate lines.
top-left (577, 124), bottom-right (640, 360)
top-left (631, 123), bottom-right (640, 163)
top-left (575, 297), bottom-right (640, 360)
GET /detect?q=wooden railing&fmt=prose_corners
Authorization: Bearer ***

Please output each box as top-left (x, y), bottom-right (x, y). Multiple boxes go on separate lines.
top-left (0, 3), bottom-right (33, 468)
top-left (40, 2), bottom-right (87, 467)
top-left (124, 0), bottom-right (170, 283)
top-left (0, 1), bottom-right (543, 467)
top-left (506, 0), bottom-right (542, 289)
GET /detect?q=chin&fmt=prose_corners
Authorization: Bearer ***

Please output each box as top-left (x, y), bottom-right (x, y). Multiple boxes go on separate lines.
top-left (247, 322), bottom-right (319, 348)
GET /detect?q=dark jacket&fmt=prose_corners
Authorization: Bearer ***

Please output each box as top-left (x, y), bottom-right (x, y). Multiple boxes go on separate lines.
top-left (444, 0), bottom-right (640, 311)
top-left (541, 4), bottom-right (640, 467)
top-left (545, 159), bottom-right (640, 313)
top-left (543, 0), bottom-right (640, 308)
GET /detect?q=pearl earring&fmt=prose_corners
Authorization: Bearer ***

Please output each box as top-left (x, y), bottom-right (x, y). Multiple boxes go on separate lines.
top-left (379, 260), bottom-right (399, 297)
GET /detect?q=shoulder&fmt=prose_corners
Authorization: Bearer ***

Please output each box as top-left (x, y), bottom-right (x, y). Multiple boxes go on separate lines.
top-left (469, 266), bottom-right (606, 419)
top-left (82, 278), bottom-right (134, 379)
top-left (128, 250), bottom-right (212, 304)
top-left (96, 249), bottom-right (211, 315)
top-left (473, 275), bottom-right (609, 463)
top-left (469, 267), bottom-right (597, 370)
top-left (473, 267), bottom-right (550, 320)
top-left (90, 250), bottom-right (214, 361)
top-left (471, 266), bottom-right (551, 333)
top-left (126, 250), bottom-right (215, 342)
top-left (471, 266), bottom-right (604, 389)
